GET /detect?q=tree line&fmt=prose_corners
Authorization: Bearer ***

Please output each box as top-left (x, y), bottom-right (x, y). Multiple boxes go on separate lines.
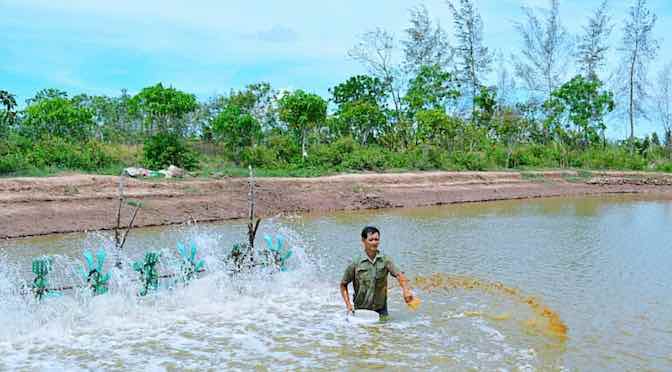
top-left (1, 0), bottom-right (671, 176)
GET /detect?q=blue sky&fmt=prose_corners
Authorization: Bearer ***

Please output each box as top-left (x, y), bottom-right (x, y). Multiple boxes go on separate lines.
top-left (2, 0), bottom-right (671, 137)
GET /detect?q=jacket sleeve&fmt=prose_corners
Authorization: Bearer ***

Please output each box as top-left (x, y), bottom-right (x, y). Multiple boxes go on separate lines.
top-left (341, 262), bottom-right (355, 285)
top-left (385, 257), bottom-right (402, 278)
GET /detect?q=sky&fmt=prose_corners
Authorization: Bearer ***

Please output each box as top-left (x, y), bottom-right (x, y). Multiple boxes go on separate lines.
top-left (2, 0), bottom-right (671, 137)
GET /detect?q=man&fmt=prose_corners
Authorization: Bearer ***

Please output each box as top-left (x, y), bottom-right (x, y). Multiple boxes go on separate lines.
top-left (340, 226), bottom-right (414, 319)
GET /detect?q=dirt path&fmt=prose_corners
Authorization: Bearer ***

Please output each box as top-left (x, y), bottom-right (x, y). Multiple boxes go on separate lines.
top-left (2, 171), bottom-right (672, 239)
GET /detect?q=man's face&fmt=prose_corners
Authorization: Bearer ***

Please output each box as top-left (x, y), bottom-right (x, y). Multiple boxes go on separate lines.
top-left (362, 232), bottom-right (380, 252)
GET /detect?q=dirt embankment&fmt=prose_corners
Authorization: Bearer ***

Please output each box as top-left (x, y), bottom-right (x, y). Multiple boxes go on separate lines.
top-left (2, 171), bottom-right (672, 239)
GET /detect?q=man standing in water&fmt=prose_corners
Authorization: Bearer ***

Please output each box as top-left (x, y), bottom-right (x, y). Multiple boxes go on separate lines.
top-left (340, 226), bottom-right (414, 319)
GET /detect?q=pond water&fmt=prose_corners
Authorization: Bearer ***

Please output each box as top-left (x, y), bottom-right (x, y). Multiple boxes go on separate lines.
top-left (1, 195), bottom-right (671, 371)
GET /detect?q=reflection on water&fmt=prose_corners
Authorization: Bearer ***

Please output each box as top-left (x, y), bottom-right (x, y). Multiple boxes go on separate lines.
top-left (1, 194), bottom-right (671, 371)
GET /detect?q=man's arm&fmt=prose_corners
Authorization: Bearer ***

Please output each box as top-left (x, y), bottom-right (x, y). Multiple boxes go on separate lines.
top-left (340, 282), bottom-right (353, 313)
top-left (340, 263), bottom-right (355, 313)
top-left (396, 272), bottom-right (414, 304)
top-left (387, 258), bottom-right (414, 304)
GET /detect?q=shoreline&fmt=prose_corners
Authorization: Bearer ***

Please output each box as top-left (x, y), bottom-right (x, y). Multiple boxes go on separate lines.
top-left (2, 170), bottom-right (672, 239)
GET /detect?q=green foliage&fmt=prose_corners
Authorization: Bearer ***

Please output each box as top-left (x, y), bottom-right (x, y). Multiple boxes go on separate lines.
top-left (28, 137), bottom-right (116, 170)
top-left (341, 146), bottom-right (389, 170)
top-left (330, 75), bottom-right (387, 108)
top-left (571, 146), bottom-right (647, 170)
top-left (27, 88), bottom-right (68, 104)
top-left (75, 91), bottom-right (139, 143)
top-left (0, 134), bottom-right (121, 175)
top-left (240, 132), bottom-right (302, 168)
top-left (212, 83), bottom-right (277, 135)
top-left (6, 77), bottom-right (672, 178)
top-left (654, 162), bottom-right (672, 172)
top-left (241, 144), bottom-right (281, 168)
top-left (336, 100), bottom-right (387, 145)
top-left (473, 86), bottom-right (497, 127)
top-left (415, 109), bottom-right (460, 146)
top-left (212, 105), bottom-right (262, 163)
top-left (22, 95), bottom-right (95, 141)
top-left (329, 76), bottom-right (388, 145)
top-left (544, 75), bottom-right (615, 147)
top-left (130, 83), bottom-right (198, 135)
top-left (143, 132), bottom-right (198, 170)
top-left (405, 64), bottom-right (460, 114)
top-left (0, 90), bottom-right (17, 135)
top-left (278, 90), bottom-right (327, 157)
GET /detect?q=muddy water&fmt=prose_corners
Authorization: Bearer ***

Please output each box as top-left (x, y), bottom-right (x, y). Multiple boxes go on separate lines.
top-left (1, 195), bottom-right (671, 371)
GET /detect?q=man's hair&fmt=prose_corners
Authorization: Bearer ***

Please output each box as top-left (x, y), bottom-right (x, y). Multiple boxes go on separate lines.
top-left (361, 226), bottom-right (380, 240)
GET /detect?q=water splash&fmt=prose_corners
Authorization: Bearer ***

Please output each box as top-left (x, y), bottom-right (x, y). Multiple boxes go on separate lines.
top-left (0, 224), bottom-right (564, 370)
top-left (413, 273), bottom-right (568, 341)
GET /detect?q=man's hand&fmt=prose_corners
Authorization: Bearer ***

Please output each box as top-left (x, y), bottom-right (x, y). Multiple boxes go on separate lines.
top-left (340, 282), bottom-right (354, 315)
top-left (397, 273), bottom-right (414, 303)
top-left (403, 288), bottom-right (414, 304)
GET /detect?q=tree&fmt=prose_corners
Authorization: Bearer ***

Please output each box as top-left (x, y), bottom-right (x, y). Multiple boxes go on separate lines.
top-left (404, 64), bottom-right (461, 114)
top-left (513, 0), bottom-right (573, 100)
top-left (74, 91), bottom-right (140, 143)
top-left (617, 0), bottom-right (659, 142)
top-left (278, 90), bottom-right (327, 158)
top-left (544, 75), bottom-right (615, 147)
top-left (494, 109), bottom-right (532, 168)
top-left (448, 0), bottom-right (491, 118)
top-left (654, 63), bottom-right (672, 154)
top-left (143, 132), bottom-right (198, 170)
top-left (348, 28), bottom-right (404, 124)
top-left (337, 101), bottom-right (387, 145)
top-left (402, 5), bottom-right (453, 74)
top-left (22, 94), bottom-right (95, 141)
top-left (0, 90), bottom-right (17, 134)
top-left (493, 51), bottom-right (517, 108)
top-left (225, 82), bottom-right (278, 131)
top-left (473, 86), bottom-right (497, 129)
top-left (26, 88), bottom-right (67, 104)
top-left (414, 108), bottom-right (461, 148)
top-left (330, 75), bottom-right (386, 108)
top-left (330, 75), bottom-right (388, 145)
top-left (129, 83), bottom-right (198, 136)
top-left (211, 105), bottom-right (262, 162)
top-left (576, 0), bottom-right (613, 80)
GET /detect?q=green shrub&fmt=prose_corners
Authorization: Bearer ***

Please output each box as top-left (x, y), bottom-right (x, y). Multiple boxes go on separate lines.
top-left (265, 134), bottom-right (300, 164)
top-left (143, 132), bottom-right (198, 170)
top-left (0, 152), bottom-right (27, 174)
top-left (0, 136), bottom-right (120, 175)
top-left (451, 151), bottom-right (488, 171)
top-left (407, 145), bottom-right (447, 170)
top-left (654, 161), bottom-right (672, 172)
top-left (575, 147), bottom-right (647, 170)
top-left (241, 145), bottom-right (281, 168)
top-left (385, 150), bottom-right (410, 169)
top-left (342, 146), bottom-right (388, 170)
top-left (26, 137), bottom-right (117, 170)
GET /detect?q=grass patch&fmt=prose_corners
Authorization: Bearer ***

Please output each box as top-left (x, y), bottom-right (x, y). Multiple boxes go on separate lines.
top-left (562, 169), bottom-right (595, 183)
top-left (520, 172), bottom-right (545, 182)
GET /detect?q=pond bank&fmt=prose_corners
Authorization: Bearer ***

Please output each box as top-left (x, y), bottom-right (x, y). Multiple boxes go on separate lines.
top-left (2, 170), bottom-right (672, 239)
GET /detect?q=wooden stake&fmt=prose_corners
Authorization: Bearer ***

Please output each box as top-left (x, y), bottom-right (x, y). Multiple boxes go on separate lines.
top-left (247, 165), bottom-right (261, 250)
